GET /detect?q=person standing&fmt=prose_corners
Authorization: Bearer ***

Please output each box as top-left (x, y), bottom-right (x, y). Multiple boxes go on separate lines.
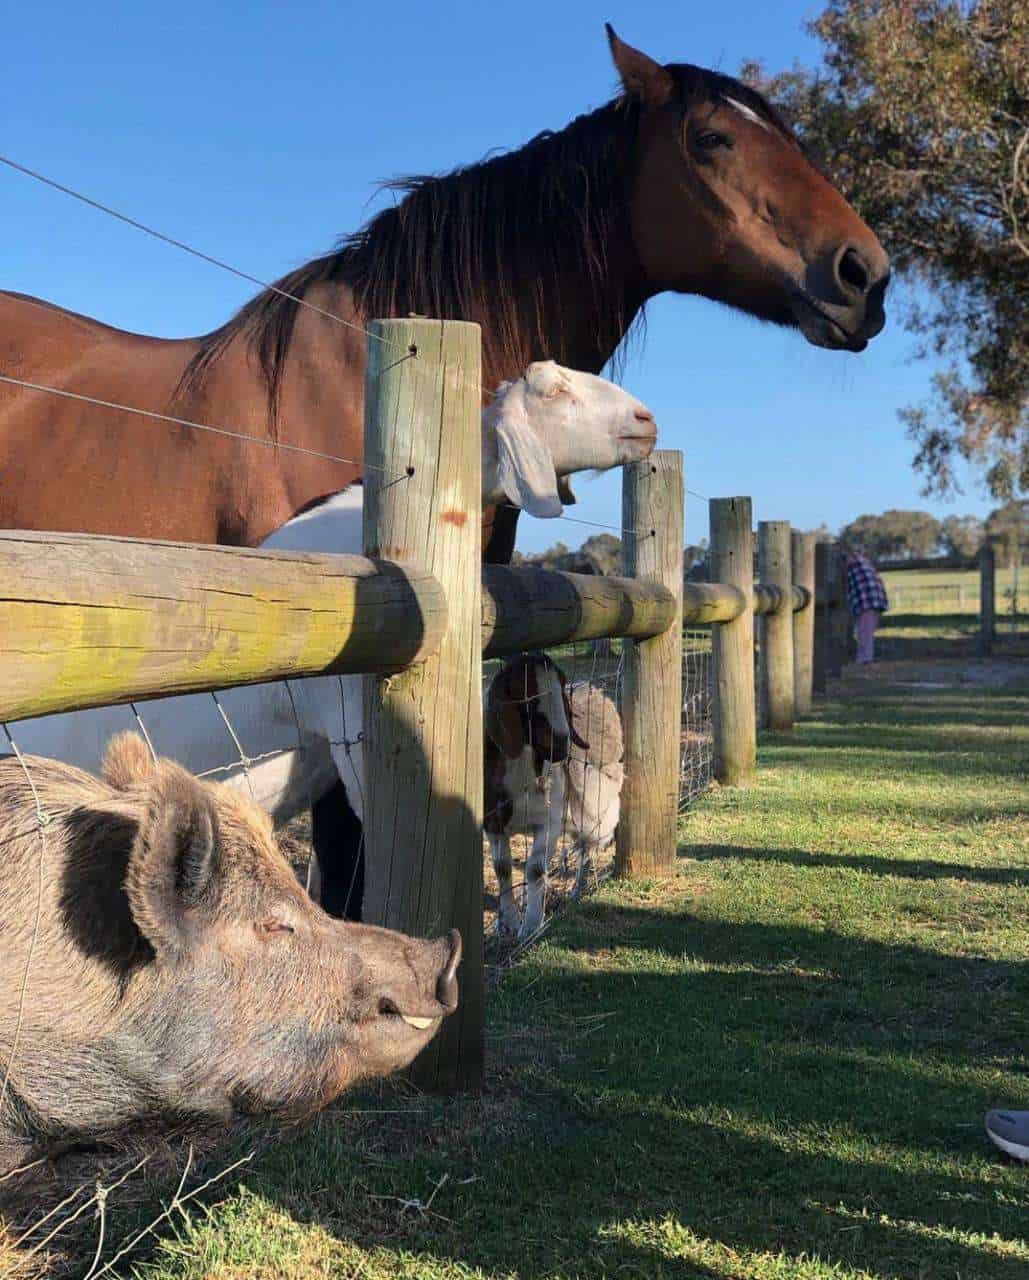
top-left (844, 548), bottom-right (889, 664)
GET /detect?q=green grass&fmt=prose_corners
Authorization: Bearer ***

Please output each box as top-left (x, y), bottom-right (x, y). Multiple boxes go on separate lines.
top-left (880, 566), bottom-right (1024, 618)
top-left (17, 662), bottom-right (1029, 1279)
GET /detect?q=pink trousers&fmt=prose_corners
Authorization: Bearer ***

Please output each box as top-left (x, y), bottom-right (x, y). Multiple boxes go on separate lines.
top-left (856, 609), bottom-right (880, 663)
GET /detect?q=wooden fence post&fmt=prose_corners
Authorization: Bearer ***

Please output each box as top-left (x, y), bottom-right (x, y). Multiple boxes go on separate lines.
top-left (979, 540), bottom-right (996, 657)
top-left (791, 531), bottom-right (816, 717)
top-left (827, 544), bottom-right (847, 678)
top-left (709, 497), bottom-right (756, 786)
top-left (758, 521), bottom-right (794, 731)
top-left (361, 318), bottom-right (483, 1091)
top-left (813, 541), bottom-right (830, 695)
top-left (616, 450), bottom-right (684, 878)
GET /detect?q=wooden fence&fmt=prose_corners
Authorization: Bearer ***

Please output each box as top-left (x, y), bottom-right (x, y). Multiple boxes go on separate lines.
top-left (0, 318), bottom-right (833, 1090)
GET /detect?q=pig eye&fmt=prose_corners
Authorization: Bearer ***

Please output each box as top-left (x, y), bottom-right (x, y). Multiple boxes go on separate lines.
top-left (255, 919), bottom-right (295, 938)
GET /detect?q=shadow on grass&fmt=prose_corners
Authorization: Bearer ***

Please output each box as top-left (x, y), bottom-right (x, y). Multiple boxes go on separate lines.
top-left (759, 697), bottom-right (1029, 780)
top-left (203, 896), bottom-right (1029, 1280)
top-left (689, 843), bottom-right (1029, 887)
top-left (876, 612), bottom-right (1029, 662)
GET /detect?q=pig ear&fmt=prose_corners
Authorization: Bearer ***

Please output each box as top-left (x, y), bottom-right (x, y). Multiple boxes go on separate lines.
top-left (494, 383), bottom-right (563, 519)
top-left (125, 765), bottom-right (220, 954)
top-left (102, 731), bottom-right (155, 790)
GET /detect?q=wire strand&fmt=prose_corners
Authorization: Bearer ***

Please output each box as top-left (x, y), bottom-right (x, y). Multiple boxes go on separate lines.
top-left (0, 152), bottom-right (394, 348)
top-left (0, 372), bottom-right (390, 472)
top-left (0, 151), bottom-right (499, 404)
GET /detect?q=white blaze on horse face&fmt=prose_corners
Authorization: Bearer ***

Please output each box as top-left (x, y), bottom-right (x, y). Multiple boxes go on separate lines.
top-left (723, 97), bottom-right (772, 134)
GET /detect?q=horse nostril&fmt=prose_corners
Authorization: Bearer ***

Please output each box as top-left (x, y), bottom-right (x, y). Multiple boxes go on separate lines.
top-left (837, 246), bottom-right (871, 296)
top-left (634, 409), bottom-right (655, 424)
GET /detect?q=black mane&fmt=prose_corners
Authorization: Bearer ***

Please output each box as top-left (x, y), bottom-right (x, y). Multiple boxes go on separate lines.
top-left (181, 66), bottom-right (793, 416)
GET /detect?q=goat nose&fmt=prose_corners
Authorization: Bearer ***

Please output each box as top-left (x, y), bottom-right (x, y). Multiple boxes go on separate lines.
top-left (436, 929), bottom-right (461, 1012)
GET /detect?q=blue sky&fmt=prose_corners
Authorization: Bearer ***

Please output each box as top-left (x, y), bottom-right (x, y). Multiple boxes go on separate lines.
top-left (2, 1), bottom-right (991, 553)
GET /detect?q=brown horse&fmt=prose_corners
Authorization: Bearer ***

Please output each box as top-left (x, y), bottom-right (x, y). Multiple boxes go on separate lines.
top-left (0, 27), bottom-right (888, 563)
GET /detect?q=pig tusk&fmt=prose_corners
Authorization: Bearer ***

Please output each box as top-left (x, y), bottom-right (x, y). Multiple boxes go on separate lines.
top-left (401, 1014), bottom-right (435, 1030)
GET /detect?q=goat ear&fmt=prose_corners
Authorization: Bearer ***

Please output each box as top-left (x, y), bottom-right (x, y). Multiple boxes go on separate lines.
top-left (484, 692), bottom-right (525, 760)
top-left (556, 475), bottom-right (577, 506)
top-left (494, 383), bottom-right (563, 519)
top-left (125, 765), bottom-right (220, 955)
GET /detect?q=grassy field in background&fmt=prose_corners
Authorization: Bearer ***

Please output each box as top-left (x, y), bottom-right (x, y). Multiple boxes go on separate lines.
top-left (10, 657), bottom-right (1026, 1279)
top-left (880, 566), bottom-right (1023, 616)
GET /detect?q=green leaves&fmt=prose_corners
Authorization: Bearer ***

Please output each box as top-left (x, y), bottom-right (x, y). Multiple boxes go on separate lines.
top-left (747, 0), bottom-right (1028, 497)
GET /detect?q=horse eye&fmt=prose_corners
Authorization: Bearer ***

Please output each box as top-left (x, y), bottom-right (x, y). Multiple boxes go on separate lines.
top-left (695, 131), bottom-right (731, 152)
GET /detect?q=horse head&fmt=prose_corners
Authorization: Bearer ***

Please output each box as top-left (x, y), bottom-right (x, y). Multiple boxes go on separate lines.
top-left (608, 25), bottom-right (889, 353)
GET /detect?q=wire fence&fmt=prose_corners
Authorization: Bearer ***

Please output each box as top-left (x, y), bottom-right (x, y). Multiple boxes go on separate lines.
top-left (478, 626), bottom-right (713, 970)
top-left (3, 624), bottom-right (715, 964)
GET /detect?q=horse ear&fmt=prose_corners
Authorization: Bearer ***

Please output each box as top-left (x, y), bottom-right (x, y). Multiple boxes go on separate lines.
top-left (606, 25), bottom-right (675, 109)
top-left (556, 475), bottom-right (577, 506)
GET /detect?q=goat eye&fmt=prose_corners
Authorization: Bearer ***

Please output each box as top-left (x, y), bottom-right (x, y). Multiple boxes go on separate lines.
top-left (695, 130), bottom-right (731, 152)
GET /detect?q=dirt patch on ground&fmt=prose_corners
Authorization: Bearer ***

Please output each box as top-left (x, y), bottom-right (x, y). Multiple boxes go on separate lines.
top-left (835, 656), bottom-right (1029, 695)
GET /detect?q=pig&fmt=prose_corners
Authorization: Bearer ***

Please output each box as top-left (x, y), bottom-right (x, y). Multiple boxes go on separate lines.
top-left (0, 733), bottom-right (460, 1173)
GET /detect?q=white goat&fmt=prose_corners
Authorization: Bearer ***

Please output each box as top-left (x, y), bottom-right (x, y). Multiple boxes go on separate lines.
top-left (484, 654), bottom-right (624, 939)
top-left (11, 364), bottom-right (653, 916)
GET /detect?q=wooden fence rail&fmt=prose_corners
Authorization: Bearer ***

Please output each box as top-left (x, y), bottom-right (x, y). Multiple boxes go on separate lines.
top-left (0, 316), bottom-right (843, 1091)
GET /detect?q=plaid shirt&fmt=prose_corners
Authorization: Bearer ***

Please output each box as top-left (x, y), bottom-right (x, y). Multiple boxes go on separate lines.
top-left (846, 554), bottom-right (889, 616)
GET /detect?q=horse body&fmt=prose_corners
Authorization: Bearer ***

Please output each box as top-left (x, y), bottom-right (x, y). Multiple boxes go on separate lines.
top-left (0, 29), bottom-right (889, 563)
top-left (0, 284), bottom-right (366, 545)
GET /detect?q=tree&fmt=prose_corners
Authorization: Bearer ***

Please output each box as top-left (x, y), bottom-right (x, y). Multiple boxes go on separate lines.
top-left (683, 539), bottom-right (709, 574)
top-left (513, 534), bottom-right (623, 575)
top-left (985, 499), bottom-right (1029, 565)
top-left (746, 0), bottom-right (1028, 498)
top-left (840, 509), bottom-right (942, 558)
top-left (577, 534), bottom-right (622, 576)
top-left (939, 513), bottom-right (984, 559)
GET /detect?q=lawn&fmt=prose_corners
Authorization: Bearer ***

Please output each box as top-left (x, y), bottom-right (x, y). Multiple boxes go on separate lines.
top-left (6, 658), bottom-right (1028, 1279)
top-left (880, 565), bottom-right (1023, 617)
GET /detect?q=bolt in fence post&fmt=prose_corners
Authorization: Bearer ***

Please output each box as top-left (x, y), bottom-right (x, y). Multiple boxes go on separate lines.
top-left (709, 497), bottom-right (756, 786)
top-left (362, 317), bottom-right (483, 1091)
top-left (813, 541), bottom-right (830, 695)
top-left (979, 540), bottom-right (995, 657)
top-left (616, 450), bottom-right (684, 879)
top-left (758, 521), bottom-right (794, 731)
top-left (791, 531), bottom-right (816, 717)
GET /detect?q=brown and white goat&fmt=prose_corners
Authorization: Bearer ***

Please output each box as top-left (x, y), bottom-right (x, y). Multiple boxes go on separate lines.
top-left (484, 654), bottom-right (624, 938)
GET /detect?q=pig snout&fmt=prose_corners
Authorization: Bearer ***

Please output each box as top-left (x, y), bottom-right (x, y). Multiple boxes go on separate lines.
top-left (437, 928), bottom-right (462, 1012)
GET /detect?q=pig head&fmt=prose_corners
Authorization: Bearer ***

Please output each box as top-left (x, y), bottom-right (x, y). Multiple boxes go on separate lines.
top-left (0, 733), bottom-right (460, 1169)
